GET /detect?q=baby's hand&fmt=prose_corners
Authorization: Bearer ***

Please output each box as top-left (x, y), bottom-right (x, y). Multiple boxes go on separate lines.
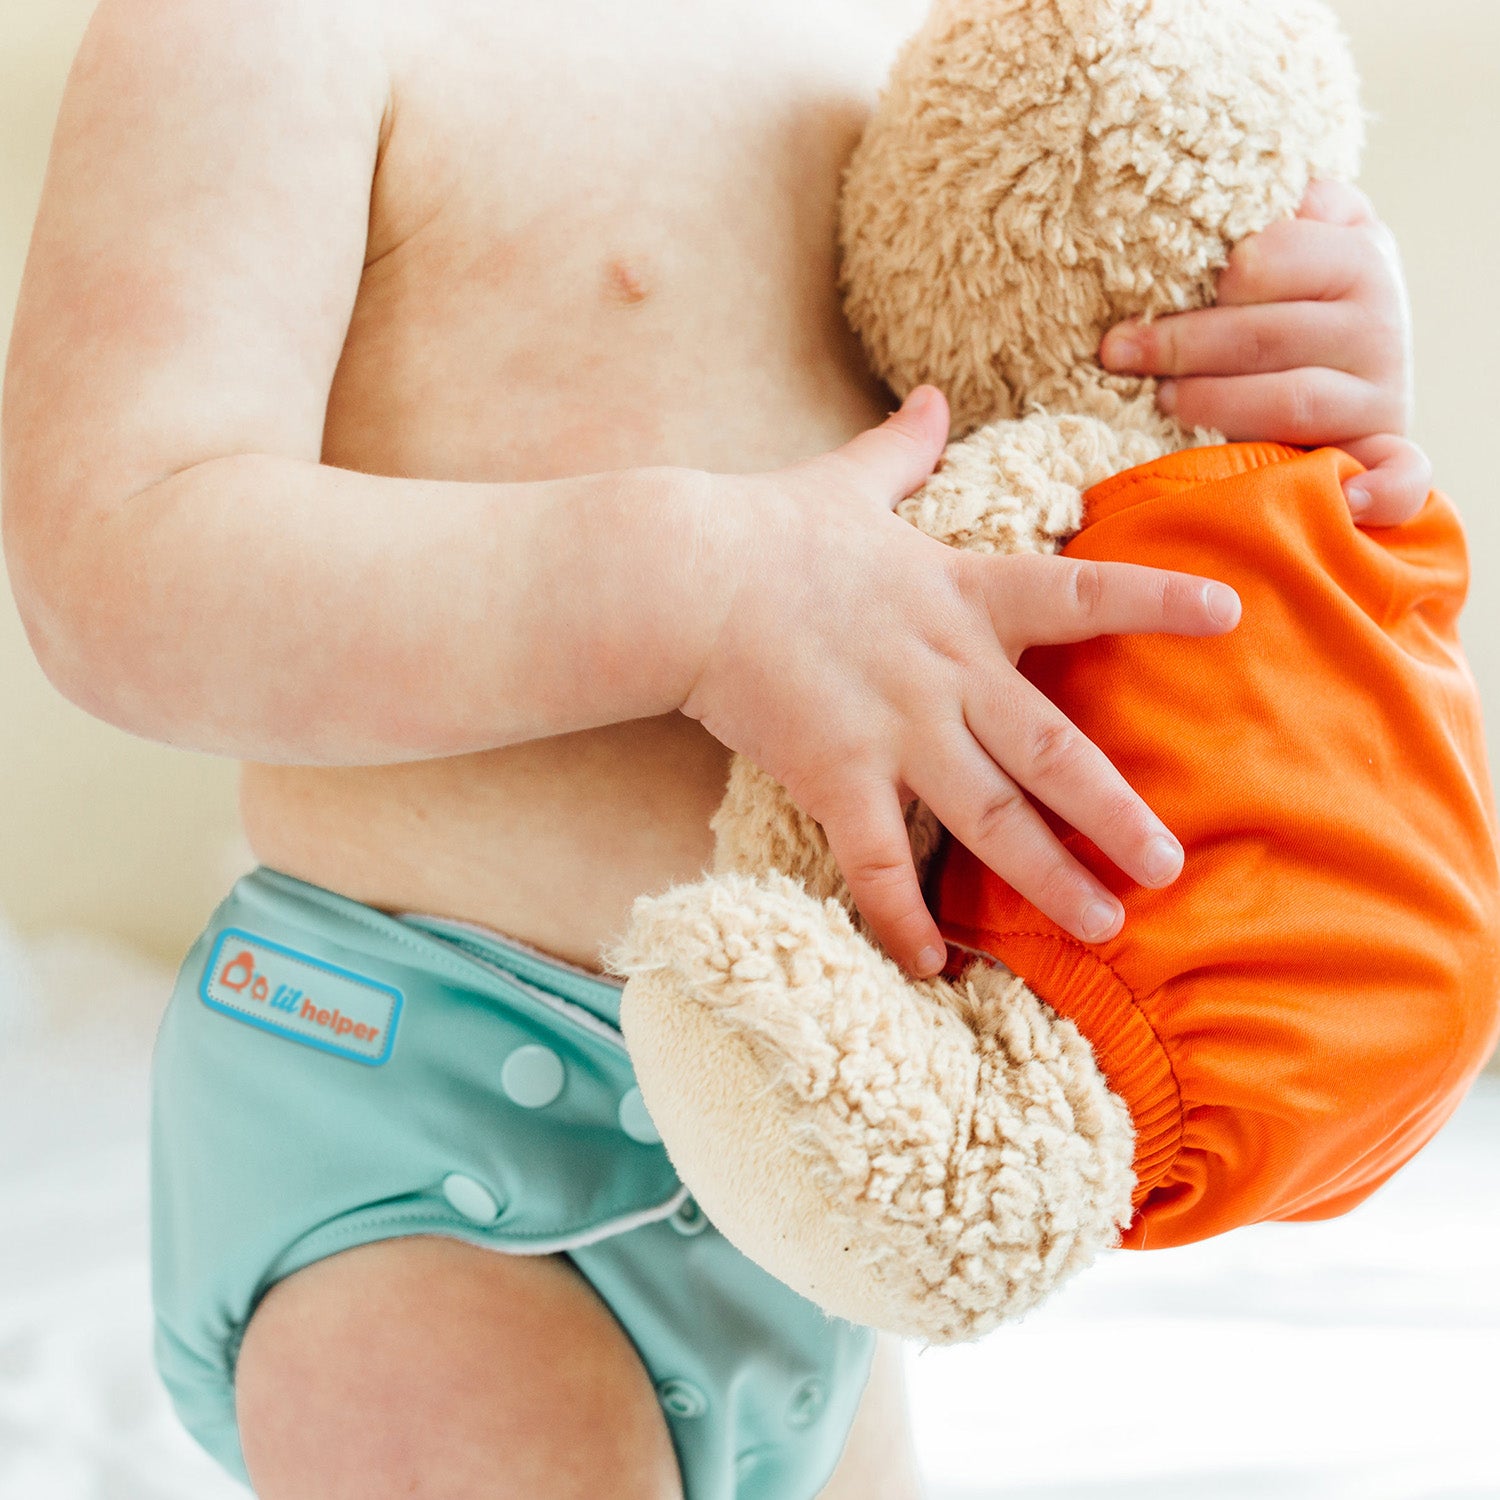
top-left (1100, 181), bottom-right (1430, 525)
top-left (683, 388), bottom-right (1241, 979)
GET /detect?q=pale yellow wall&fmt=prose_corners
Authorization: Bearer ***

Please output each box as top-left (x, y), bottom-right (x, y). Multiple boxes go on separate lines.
top-left (1, 0), bottom-right (1498, 964)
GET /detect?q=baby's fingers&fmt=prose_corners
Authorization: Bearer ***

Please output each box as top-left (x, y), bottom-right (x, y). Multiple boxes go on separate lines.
top-left (1340, 435), bottom-right (1433, 526)
top-left (913, 728), bottom-right (1128, 948)
top-left (818, 780), bottom-right (948, 979)
top-left (979, 553), bottom-right (1241, 652)
top-left (1101, 302), bottom-right (1372, 381)
top-left (818, 385), bottom-right (951, 507)
top-left (958, 677), bottom-right (1185, 900)
top-left (1154, 367), bottom-right (1401, 446)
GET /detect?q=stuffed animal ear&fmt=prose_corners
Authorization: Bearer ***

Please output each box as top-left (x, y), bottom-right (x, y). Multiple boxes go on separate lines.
top-left (840, 0), bottom-right (1365, 434)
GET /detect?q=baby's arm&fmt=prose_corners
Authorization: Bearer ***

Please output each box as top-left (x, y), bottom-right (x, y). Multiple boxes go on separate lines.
top-left (2, 0), bottom-right (737, 763)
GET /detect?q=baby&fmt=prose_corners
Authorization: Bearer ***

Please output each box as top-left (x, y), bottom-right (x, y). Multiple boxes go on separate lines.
top-left (0, 0), bottom-right (1430, 1496)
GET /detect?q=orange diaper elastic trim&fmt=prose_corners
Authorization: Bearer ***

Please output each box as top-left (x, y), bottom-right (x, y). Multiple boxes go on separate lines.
top-left (943, 927), bottom-right (1182, 1208)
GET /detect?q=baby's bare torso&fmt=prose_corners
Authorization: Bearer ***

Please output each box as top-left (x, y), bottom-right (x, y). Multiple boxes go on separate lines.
top-left (241, 0), bottom-right (912, 968)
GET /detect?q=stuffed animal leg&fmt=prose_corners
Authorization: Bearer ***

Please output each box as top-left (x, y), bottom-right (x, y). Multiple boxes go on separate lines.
top-left (610, 413), bottom-right (1160, 1342)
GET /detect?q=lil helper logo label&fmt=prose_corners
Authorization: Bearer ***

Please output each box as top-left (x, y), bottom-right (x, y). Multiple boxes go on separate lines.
top-left (200, 928), bottom-right (402, 1065)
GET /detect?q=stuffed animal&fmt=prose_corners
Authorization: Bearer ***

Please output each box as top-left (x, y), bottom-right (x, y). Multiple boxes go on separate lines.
top-left (608, 0), bottom-right (1500, 1344)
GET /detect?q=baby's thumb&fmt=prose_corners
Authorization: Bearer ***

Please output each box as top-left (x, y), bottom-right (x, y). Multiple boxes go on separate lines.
top-left (829, 385), bottom-right (949, 505)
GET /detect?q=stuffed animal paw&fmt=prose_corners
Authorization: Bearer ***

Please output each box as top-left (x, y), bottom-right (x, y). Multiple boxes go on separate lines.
top-left (616, 860), bottom-right (1135, 1341)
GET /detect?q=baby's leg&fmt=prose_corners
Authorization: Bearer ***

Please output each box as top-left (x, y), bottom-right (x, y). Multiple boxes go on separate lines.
top-left (236, 1240), bottom-right (925, 1499)
top-left (155, 871), bottom-right (916, 1500)
top-left (818, 1336), bottom-right (927, 1500)
top-left (236, 1239), bottom-right (683, 1498)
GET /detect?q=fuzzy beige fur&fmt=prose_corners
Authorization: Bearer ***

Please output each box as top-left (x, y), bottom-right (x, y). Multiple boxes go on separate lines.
top-left (609, 0), bottom-right (1365, 1343)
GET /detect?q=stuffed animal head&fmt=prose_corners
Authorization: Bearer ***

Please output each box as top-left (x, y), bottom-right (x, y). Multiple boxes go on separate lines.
top-left (840, 0), bottom-right (1365, 435)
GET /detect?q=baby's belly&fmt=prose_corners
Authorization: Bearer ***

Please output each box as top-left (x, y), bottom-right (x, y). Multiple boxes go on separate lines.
top-left (238, 715), bottom-right (735, 972)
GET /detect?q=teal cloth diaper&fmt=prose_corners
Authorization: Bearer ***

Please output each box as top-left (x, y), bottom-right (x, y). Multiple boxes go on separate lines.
top-left (150, 866), bottom-right (875, 1498)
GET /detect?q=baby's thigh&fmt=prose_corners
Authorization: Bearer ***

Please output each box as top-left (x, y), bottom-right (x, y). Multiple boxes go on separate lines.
top-left (815, 1336), bottom-right (926, 1500)
top-left (236, 1236), bottom-right (683, 1500)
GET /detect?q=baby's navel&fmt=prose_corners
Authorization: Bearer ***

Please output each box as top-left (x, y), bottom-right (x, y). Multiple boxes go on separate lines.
top-left (604, 256), bottom-right (652, 308)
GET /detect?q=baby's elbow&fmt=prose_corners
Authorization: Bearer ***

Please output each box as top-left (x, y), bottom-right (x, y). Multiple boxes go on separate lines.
top-left (3, 477), bottom-right (146, 730)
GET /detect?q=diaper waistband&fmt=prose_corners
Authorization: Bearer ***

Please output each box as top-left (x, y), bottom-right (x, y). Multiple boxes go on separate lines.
top-left (238, 864), bottom-right (627, 1031)
top-left (392, 904), bottom-right (625, 1029)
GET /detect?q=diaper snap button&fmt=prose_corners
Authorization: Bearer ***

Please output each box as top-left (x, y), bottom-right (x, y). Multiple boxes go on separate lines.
top-left (670, 1197), bottom-right (710, 1237)
top-left (786, 1377), bottom-right (827, 1430)
top-left (501, 1044), bottom-right (565, 1109)
top-left (735, 1448), bottom-right (772, 1482)
top-left (441, 1172), bottom-right (501, 1226)
top-left (617, 1086), bottom-right (662, 1144)
top-left (657, 1378), bottom-right (708, 1420)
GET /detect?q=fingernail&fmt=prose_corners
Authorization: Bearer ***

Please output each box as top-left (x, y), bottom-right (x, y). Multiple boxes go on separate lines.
top-left (1102, 327), bottom-right (1143, 370)
top-left (915, 944), bottom-right (945, 977)
top-left (1205, 582), bottom-right (1241, 628)
top-left (1080, 900), bottom-right (1122, 943)
top-left (1141, 835), bottom-right (1183, 886)
top-left (902, 385), bottom-right (936, 417)
top-left (1157, 378), bottom-right (1178, 415)
top-left (1345, 480), bottom-right (1372, 517)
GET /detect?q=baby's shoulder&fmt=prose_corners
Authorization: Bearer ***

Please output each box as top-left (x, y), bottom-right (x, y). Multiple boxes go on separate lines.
top-left (78, 0), bottom-right (391, 152)
top-left (86, 0), bottom-right (389, 76)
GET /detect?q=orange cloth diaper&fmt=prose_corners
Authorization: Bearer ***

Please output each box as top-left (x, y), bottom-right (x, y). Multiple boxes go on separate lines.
top-left (935, 442), bottom-right (1500, 1249)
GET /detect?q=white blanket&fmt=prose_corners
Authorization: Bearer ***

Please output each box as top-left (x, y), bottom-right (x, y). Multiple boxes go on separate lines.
top-left (2, 934), bottom-right (1497, 1499)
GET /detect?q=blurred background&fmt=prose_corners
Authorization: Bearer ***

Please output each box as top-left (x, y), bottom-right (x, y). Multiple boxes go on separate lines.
top-left (1, 5), bottom-right (1498, 1499)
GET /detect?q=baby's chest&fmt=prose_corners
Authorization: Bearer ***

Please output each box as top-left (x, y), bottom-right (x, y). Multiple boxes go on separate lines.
top-left (380, 4), bottom-right (894, 300)
top-left (325, 0), bottom-right (913, 475)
